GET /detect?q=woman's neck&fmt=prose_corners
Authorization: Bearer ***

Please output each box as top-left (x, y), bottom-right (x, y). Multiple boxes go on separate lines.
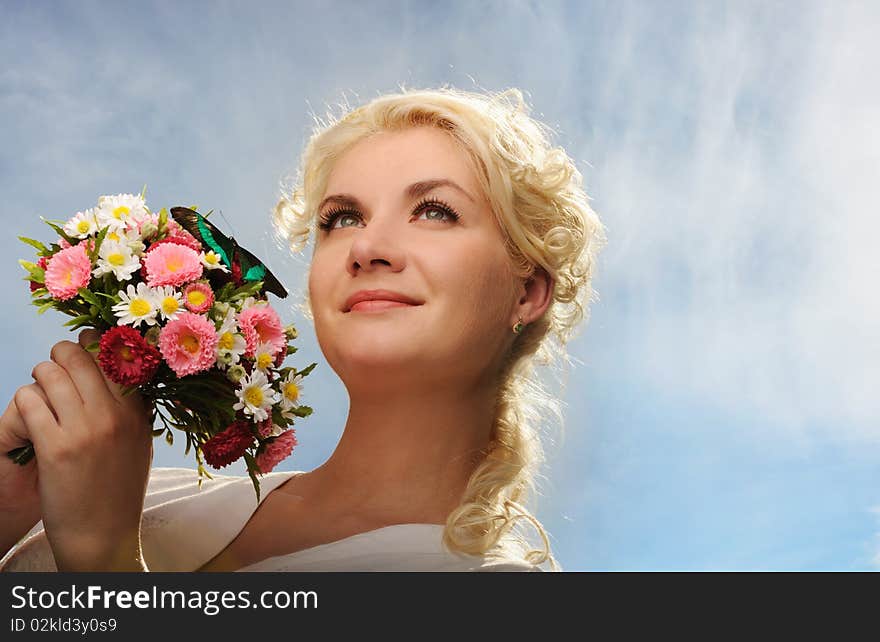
top-left (299, 384), bottom-right (496, 525)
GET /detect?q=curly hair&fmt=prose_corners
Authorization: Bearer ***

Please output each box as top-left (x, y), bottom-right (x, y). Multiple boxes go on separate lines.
top-left (273, 86), bottom-right (606, 571)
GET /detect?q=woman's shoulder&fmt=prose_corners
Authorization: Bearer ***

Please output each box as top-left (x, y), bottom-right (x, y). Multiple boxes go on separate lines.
top-left (0, 466), bottom-right (301, 573)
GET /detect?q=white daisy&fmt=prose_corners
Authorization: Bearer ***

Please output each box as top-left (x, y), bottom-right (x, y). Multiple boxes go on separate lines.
top-left (63, 208), bottom-right (98, 239)
top-left (112, 282), bottom-right (159, 328)
top-left (102, 226), bottom-right (144, 255)
top-left (200, 250), bottom-right (229, 273)
top-left (233, 369), bottom-right (276, 422)
top-left (278, 371), bottom-right (304, 418)
top-left (239, 296), bottom-right (268, 312)
top-left (253, 343), bottom-right (276, 372)
top-left (93, 240), bottom-right (140, 281)
top-left (96, 193), bottom-right (147, 232)
top-left (153, 285), bottom-right (184, 321)
top-left (215, 308), bottom-right (247, 365)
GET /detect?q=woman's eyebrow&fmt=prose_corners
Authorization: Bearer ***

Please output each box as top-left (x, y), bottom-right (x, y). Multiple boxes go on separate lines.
top-left (318, 178), bottom-right (476, 213)
top-left (406, 178), bottom-right (476, 203)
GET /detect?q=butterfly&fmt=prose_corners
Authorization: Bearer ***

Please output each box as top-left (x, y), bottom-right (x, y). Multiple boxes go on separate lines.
top-left (170, 206), bottom-right (288, 299)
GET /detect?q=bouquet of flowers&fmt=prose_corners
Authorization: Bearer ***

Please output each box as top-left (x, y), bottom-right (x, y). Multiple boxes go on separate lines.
top-left (9, 189), bottom-right (315, 500)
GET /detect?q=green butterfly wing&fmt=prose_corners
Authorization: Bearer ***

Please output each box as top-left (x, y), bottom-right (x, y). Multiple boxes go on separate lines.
top-left (170, 206), bottom-right (288, 299)
top-left (233, 244), bottom-right (288, 299)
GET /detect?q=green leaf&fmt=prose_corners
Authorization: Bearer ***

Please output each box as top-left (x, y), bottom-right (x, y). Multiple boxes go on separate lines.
top-left (214, 282), bottom-right (235, 302)
top-left (30, 287), bottom-right (48, 297)
top-left (36, 301), bottom-right (56, 315)
top-left (286, 345), bottom-right (298, 355)
top-left (158, 207), bottom-right (168, 233)
top-left (19, 236), bottom-right (50, 255)
top-left (84, 341), bottom-right (100, 353)
top-left (29, 267), bottom-right (45, 284)
top-left (63, 315), bottom-right (93, 329)
top-left (89, 226), bottom-right (109, 262)
top-left (42, 218), bottom-right (77, 245)
top-left (290, 405), bottom-right (313, 418)
top-left (77, 287), bottom-right (99, 306)
top-left (229, 281), bottom-right (264, 301)
top-left (298, 362), bottom-right (318, 378)
top-left (7, 443), bottom-right (35, 466)
top-left (243, 452), bottom-right (262, 503)
top-left (140, 184), bottom-right (147, 200)
top-left (99, 306), bottom-right (115, 326)
top-left (95, 291), bottom-right (119, 301)
top-left (18, 259), bottom-right (36, 272)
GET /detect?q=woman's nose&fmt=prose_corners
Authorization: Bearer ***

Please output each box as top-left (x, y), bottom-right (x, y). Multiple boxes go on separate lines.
top-left (346, 213), bottom-right (406, 276)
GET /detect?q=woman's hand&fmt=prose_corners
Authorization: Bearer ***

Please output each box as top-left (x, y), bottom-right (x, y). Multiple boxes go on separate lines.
top-left (0, 387), bottom-right (45, 558)
top-left (14, 329), bottom-right (154, 571)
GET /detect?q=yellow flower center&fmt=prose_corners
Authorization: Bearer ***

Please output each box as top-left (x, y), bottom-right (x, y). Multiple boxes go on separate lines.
top-left (108, 252), bottom-right (125, 266)
top-left (107, 231), bottom-right (120, 242)
top-left (180, 334), bottom-right (200, 354)
top-left (218, 332), bottom-right (235, 351)
top-left (120, 346), bottom-right (134, 362)
top-left (112, 205), bottom-right (130, 219)
top-left (130, 298), bottom-right (152, 317)
top-left (187, 290), bottom-right (207, 306)
top-left (162, 296), bottom-right (179, 315)
top-left (284, 382), bottom-right (299, 402)
top-left (257, 353), bottom-right (273, 370)
top-left (63, 270), bottom-right (72, 285)
top-left (205, 252), bottom-right (220, 265)
top-left (166, 257), bottom-right (182, 272)
top-left (76, 220), bottom-right (91, 234)
top-left (244, 386), bottom-right (264, 407)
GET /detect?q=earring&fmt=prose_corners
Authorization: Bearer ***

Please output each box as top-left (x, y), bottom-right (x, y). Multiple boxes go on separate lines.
top-left (512, 316), bottom-right (525, 334)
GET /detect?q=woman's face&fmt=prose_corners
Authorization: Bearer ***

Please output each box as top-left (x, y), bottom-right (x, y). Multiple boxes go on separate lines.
top-left (309, 126), bottom-right (521, 388)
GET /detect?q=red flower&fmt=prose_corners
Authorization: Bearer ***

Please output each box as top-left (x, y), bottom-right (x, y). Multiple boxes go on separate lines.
top-left (29, 256), bottom-right (48, 293)
top-left (98, 326), bottom-right (162, 386)
top-left (202, 421), bottom-right (254, 469)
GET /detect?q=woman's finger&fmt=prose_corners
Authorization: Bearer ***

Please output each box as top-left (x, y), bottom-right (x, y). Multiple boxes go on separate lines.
top-left (77, 329), bottom-right (129, 404)
top-left (13, 384), bottom-right (60, 455)
top-left (31, 361), bottom-right (83, 426)
top-left (0, 385), bottom-right (53, 451)
top-left (50, 340), bottom-right (116, 410)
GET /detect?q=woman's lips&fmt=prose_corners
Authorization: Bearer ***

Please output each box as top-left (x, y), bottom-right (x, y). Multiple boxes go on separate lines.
top-left (349, 300), bottom-right (418, 312)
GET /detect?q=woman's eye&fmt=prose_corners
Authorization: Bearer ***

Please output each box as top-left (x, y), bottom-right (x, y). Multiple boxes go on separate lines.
top-left (416, 206), bottom-right (455, 222)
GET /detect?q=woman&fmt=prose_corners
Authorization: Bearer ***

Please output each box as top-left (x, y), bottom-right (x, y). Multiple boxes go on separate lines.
top-left (0, 86), bottom-right (606, 572)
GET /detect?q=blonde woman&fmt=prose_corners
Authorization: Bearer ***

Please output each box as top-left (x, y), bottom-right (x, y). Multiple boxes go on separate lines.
top-left (0, 86), bottom-right (605, 572)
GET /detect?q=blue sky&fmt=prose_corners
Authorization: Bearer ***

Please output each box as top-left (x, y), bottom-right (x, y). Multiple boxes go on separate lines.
top-left (1, 0), bottom-right (877, 570)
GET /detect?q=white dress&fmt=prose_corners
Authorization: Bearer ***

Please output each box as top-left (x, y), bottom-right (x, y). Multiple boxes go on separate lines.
top-left (0, 467), bottom-right (544, 572)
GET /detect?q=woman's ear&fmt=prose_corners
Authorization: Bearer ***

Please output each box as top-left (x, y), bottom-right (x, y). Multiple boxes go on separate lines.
top-left (516, 266), bottom-right (554, 325)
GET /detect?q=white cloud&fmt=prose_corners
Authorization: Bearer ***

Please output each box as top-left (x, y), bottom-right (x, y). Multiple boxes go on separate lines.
top-left (579, 3), bottom-right (880, 442)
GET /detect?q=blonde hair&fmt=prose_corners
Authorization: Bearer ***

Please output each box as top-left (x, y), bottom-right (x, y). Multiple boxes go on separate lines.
top-left (273, 86), bottom-right (606, 571)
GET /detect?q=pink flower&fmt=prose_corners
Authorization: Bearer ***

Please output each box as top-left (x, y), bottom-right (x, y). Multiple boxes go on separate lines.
top-left (158, 312), bottom-right (219, 377)
top-left (58, 237), bottom-right (95, 252)
top-left (238, 305), bottom-right (285, 357)
top-left (44, 244), bottom-right (92, 300)
top-left (202, 421), bottom-right (254, 469)
top-left (164, 219), bottom-right (205, 253)
top-left (256, 430), bottom-right (297, 473)
top-left (143, 242), bottom-right (202, 288)
top-left (183, 282), bottom-right (214, 313)
top-left (98, 326), bottom-right (162, 386)
top-left (257, 419), bottom-right (274, 438)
